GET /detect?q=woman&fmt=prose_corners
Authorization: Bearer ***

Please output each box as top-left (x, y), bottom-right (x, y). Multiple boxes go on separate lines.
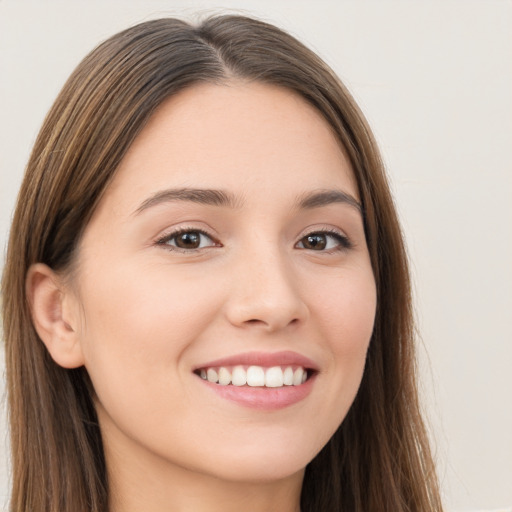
top-left (1, 14), bottom-right (443, 512)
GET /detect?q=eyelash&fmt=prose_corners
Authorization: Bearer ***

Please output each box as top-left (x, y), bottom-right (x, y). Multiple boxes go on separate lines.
top-left (156, 228), bottom-right (219, 252)
top-left (296, 229), bottom-right (353, 252)
top-left (155, 227), bottom-right (352, 253)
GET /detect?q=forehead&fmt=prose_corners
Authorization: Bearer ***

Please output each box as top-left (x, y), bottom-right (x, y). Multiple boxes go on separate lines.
top-left (103, 81), bottom-right (358, 210)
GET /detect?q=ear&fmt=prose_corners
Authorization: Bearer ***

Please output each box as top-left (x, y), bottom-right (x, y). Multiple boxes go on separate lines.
top-left (26, 263), bottom-right (85, 369)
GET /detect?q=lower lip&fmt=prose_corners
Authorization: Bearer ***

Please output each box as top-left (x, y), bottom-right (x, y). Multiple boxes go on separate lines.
top-left (198, 375), bottom-right (315, 410)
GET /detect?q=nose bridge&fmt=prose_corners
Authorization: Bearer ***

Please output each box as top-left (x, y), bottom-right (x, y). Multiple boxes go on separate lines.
top-left (225, 238), bottom-right (308, 331)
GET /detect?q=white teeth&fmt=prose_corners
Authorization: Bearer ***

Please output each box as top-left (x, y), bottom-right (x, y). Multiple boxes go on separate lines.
top-left (231, 366), bottom-right (247, 386)
top-left (218, 367), bottom-right (231, 386)
top-left (247, 366), bottom-right (265, 387)
top-left (206, 368), bottom-right (218, 383)
top-left (292, 368), bottom-right (304, 386)
top-left (199, 365), bottom-right (310, 387)
top-left (265, 366), bottom-right (284, 387)
top-left (283, 366), bottom-right (294, 385)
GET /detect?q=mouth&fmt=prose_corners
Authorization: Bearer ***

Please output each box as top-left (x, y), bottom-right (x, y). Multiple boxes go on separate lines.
top-left (192, 351), bottom-right (317, 409)
top-left (194, 364), bottom-right (312, 388)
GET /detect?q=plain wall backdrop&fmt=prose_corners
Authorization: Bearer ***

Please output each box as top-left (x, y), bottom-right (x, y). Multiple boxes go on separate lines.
top-left (0, 1), bottom-right (511, 510)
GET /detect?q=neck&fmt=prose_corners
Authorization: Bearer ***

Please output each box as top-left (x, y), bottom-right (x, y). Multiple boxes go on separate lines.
top-left (109, 463), bottom-right (303, 512)
top-left (105, 434), bottom-right (303, 512)
top-left (111, 473), bottom-right (302, 512)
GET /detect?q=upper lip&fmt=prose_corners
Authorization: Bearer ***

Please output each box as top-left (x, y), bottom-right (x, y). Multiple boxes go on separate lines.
top-left (194, 350), bottom-right (319, 371)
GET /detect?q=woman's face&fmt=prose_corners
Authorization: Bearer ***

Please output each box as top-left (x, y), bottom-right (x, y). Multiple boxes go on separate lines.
top-left (68, 82), bottom-right (376, 483)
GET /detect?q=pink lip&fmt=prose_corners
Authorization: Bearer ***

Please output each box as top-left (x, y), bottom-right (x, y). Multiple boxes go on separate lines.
top-left (199, 376), bottom-right (316, 410)
top-left (194, 350), bottom-right (318, 371)
top-left (194, 351), bottom-right (318, 410)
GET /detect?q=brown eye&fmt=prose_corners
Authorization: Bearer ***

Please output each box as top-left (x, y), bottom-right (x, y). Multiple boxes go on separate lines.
top-left (175, 232), bottom-right (201, 249)
top-left (159, 230), bottom-right (217, 250)
top-left (296, 231), bottom-right (351, 251)
top-left (301, 234), bottom-right (327, 250)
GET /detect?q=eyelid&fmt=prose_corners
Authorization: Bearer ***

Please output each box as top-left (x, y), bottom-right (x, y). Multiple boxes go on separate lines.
top-left (155, 226), bottom-right (221, 251)
top-left (153, 224), bottom-right (352, 253)
top-left (296, 227), bottom-right (353, 251)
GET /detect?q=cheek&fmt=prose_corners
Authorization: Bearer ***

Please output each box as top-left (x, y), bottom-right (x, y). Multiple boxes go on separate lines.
top-left (310, 267), bottom-right (376, 410)
top-left (75, 261), bottom-right (223, 393)
top-left (314, 267), bottom-right (376, 353)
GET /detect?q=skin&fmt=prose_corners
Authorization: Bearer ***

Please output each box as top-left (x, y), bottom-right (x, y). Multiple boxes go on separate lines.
top-left (29, 82), bottom-right (377, 512)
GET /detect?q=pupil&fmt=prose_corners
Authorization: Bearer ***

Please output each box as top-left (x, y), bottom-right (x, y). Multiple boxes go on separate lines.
top-left (177, 232), bottom-right (200, 248)
top-left (306, 234), bottom-right (326, 250)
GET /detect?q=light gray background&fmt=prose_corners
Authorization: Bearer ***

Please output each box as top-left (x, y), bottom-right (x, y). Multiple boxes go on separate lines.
top-left (1, 1), bottom-right (511, 510)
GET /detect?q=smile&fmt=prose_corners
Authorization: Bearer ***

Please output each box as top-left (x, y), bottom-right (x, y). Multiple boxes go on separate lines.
top-left (196, 365), bottom-right (309, 388)
top-left (193, 351), bottom-right (318, 409)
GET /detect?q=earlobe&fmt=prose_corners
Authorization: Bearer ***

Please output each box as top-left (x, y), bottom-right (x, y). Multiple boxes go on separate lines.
top-left (26, 263), bottom-right (85, 369)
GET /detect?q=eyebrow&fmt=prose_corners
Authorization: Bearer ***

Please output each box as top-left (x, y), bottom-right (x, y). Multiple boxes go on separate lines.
top-left (296, 189), bottom-right (362, 213)
top-left (134, 188), bottom-right (242, 214)
top-left (133, 187), bottom-right (362, 215)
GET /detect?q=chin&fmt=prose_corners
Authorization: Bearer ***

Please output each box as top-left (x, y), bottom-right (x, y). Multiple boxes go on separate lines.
top-left (189, 432), bottom-right (324, 484)
top-left (204, 456), bottom-right (309, 484)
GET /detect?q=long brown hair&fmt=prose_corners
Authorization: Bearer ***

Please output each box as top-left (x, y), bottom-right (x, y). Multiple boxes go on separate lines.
top-left (1, 15), bottom-right (443, 512)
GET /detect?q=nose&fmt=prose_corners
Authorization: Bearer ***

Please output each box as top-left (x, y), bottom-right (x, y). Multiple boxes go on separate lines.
top-left (224, 246), bottom-right (309, 332)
